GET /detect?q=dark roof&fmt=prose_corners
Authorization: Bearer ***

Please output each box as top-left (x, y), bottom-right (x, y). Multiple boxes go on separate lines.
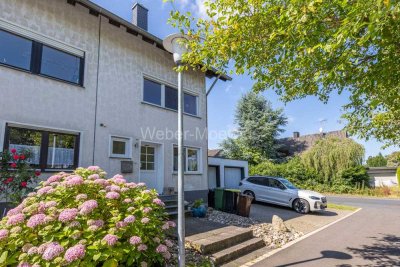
top-left (72, 0), bottom-right (231, 81)
top-left (208, 149), bottom-right (224, 157)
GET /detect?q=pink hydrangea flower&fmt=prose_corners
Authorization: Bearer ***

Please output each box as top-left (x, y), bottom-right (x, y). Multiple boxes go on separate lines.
top-left (65, 176), bottom-right (84, 186)
top-left (64, 244), bottom-right (86, 263)
top-left (45, 201), bottom-right (57, 208)
top-left (22, 243), bottom-right (33, 252)
top-left (143, 207), bottom-right (152, 213)
top-left (0, 229), bottom-right (9, 241)
top-left (106, 185), bottom-right (121, 192)
top-left (47, 175), bottom-right (62, 184)
top-left (141, 217), bottom-right (150, 224)
top-left (153, 198), bottom-right (165, 206)
top-left (143, 190), bottom-right (151, 194)
top-left (38, 243), bottom-right (49, 254)
top-left (129, 236), bottom-right (142, 245)
top-left (124, 215), bottom-right (136, 224)
top-left (138, 244), bottom-right (148, 251)
top-left (94, 179), bottom-right (108, 186)
top-left (17, 262), bottom-right (31, 267)
top-left (88, 225), bottom-right (100, 231)
top-left (27, 192), bottom-right (36, 197)
top-left (87, 166), bottom-right (100, 171)
top-left (88, 174), bottom-right (99, 180)
top-left (137, 182), bottom-right (146, 187)
top-left (42, 242), bottom-right (64, 260)
top-left (102, 234), bottom-right (118, 246)
top-left (116, 221), bottom-right (127, 228)
top-left (121, 187), bottom-right (129, 192)
top-left (37, 186), bottom-right (53, 196)
top-left (27, 247), bottom-right (38, 255)
top-left (123, 198), bottom-right (132, 203)
top-left (126, 182), bottom-right (137, 188)
top-left (7, 213), bottom-right (25, 226)
top-left (156, 244), bottom-right (168, 253)
top-left (112, 175), bottom-right (126, 184)
top-left (165, 239), bottom-right (174, 248)
top-left (162, 251), bottom-right (171, 260)
top-left (38, 202), bottom-right (46, 213)
top-left (76, 194), bottom-right (87, 201)
top-left (58, 208), bottom-right (78, 223)
top-left (7, 205), bottom-right (24, 216)
top-left (88, 219), bottom-right (104, 228)
top-left (106, 192), bottom-right (120, 199)
top-left (27, 214), bottom-right (46, 228)
top-left (79, 200), bottom-right (98, 215)
top-left (168, 221), bottom-right (176, 228)
top-left (68, 221), bottom-right (81, 228)
top-left (162, 222), bottom-right (170, 230)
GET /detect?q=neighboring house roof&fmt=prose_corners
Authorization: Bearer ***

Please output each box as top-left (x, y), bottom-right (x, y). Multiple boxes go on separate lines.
top-left (278, 130), bottom-right (348, 156)
top-left (72, 0), bottom-right (231, 81)
top-left (208, 149), bottom-right (224, 158)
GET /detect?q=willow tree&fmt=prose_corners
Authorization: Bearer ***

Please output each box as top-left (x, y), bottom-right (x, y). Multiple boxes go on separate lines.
top-left (301, 137), bottom-right (364, 183)
top-left (167, 0), bottom-right (400, 146)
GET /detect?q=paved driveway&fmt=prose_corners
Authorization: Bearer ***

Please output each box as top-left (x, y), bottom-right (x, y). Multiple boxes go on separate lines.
top-left (252, 196), bottom-right (400, 267)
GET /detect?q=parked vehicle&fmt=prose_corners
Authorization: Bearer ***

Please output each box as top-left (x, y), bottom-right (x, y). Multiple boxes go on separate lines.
top-left (239, 176), bottom-right (327, 214)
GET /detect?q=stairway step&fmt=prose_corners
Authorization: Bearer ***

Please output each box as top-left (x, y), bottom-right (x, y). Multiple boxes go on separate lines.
top-left (186, 226), bottom-right (254, 254)
top-left (220, 246), bottom-right (271, 267)
top-left (211, 237), bottom-right (265, 266)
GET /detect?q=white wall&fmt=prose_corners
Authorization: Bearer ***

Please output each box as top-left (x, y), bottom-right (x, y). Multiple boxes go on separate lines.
top-left (208, 157), bottom-right (249, 188)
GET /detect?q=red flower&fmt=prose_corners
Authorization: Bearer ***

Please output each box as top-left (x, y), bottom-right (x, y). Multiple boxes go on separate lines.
top-left (20, 154), bottom-right (26, 160)
top-left (10, 148), bottom-right (17, 154)
top-left (35, 170), bottom-right (41, 177)
top-left (4, 177), bottom-right (13, 184)
top-left (10, 163), bottom-right (17, 168)
top-left (21, 181), bottom-right (27, 187)
top-left (13, 154), bottom-right (19, 160)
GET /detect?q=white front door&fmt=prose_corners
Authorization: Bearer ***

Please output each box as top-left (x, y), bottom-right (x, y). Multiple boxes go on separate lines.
top-left (139, 143), bottom-right (163, 193)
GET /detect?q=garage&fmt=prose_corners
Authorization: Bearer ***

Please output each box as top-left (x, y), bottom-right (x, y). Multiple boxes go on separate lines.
top-left (224, 167), bottom-right (243, 189)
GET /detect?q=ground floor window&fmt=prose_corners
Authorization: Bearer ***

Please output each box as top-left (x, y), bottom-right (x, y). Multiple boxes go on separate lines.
top-left (4, 125), bottom-right (80, 171)
top-left (173, 146), bottom-right (201, 173)
top-left (110, 136), bottom-right (131, 158)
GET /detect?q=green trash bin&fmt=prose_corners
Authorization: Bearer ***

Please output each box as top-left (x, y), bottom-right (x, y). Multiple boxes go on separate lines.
top-left (214, 188), bottom-right (225, 210)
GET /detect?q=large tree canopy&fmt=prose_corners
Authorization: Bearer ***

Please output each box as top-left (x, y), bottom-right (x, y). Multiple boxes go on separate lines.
top-left (168, 0), bottom-right (400, 146)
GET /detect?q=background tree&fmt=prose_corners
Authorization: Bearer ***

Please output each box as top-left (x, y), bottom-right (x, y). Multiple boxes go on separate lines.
top-left (168, 0), bottom-right (400, 146)
top-left (366, 153), bottom-right (388, 167)
top-left (386, 151), bottom-right (400, 167)
top-left (301, 136), bottom-right (365, 183)
top-left (220, 92), bottom-right (287, 164)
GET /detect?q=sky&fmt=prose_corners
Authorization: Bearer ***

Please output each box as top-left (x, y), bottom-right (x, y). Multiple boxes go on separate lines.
top-left (92, 0), bottom-right (398, 158)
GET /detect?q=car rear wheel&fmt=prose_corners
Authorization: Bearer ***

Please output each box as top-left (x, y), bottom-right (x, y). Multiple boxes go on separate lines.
top-left (293, 198), bottom-right (310, 214)
top-left (243, 190), bottom-right (256, 202)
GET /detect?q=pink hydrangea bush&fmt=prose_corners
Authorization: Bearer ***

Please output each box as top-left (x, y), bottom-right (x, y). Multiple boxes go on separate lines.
top-left (0, 167), bottom-right (175, 266)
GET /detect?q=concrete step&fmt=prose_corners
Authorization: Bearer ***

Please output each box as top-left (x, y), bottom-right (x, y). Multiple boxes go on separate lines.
top-left (220, 246), bottom-right (272, 267)
top-left (211, 237), bottom-right (265, 266)
top-left (186, 226), bottom-right (254, 254)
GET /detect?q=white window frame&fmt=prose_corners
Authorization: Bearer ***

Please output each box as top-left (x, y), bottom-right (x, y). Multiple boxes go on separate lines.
top-left (172, 145), bottom-right (202, 174)
top-left (109, 136), bottom-right (132, 159)
top-left (142, 75), bottom-right (200, 117)
top-left (140, 145), bottom-right (156, 172)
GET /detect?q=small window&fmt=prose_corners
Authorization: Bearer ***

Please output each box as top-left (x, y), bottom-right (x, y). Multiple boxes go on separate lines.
top-left (247, 177), bottom-right (266, 186)
top-left (184, 93), bottom-right (198, 116)
top-left (173, 146), bottom-right (200, 173)
top-left (140, 146), bottom-right (155, 171)
top-left (0, 29), bottom-right (32, 70)
top-left (165, 86), bottom-right (178, 110)
top-left (5, 125), bottom-right (79, 171)
top-left (40, 45), bottom-right (83, 85)
top-left (110, 137), bottom-right (131, 158)
top-left (143, 79), bottom-right (162, 105)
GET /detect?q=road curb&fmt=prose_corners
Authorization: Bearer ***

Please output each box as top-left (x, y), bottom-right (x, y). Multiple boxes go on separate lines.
top-left (242, 208), bottom-right (363, 267)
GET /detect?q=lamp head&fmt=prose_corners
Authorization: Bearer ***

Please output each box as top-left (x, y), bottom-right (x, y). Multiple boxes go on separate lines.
top-left (163, 33), bottom-right (190, 65)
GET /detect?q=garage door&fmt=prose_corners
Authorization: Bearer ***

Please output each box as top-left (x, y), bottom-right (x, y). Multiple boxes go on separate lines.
top-left (208, 166), bottom-right (218, 189)
top-left (224, 167), bottom-right (242, 189)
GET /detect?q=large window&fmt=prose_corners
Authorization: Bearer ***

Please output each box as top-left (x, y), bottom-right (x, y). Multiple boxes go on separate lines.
top-left (4, 125), bottom-right (79, 171)
top-left (143, 78), bottom-right (199, 116)
top-left (173, 146), bottom-right (201, 173)
top-left (0, 29), bottom-right (84, 85)
top-left (140, 146), bottom-right (155, 171)
top-left (0, 30), bottom-right (32, 70)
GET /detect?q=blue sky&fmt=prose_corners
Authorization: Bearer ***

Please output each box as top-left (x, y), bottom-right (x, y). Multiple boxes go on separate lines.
top-left (93, 0), bottom-right (398, 158)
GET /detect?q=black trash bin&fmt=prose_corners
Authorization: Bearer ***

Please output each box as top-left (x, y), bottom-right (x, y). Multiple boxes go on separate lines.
top-left (223, 189), bottom-right (240, 214)
top-left (208, 189), bottom-right (215, 208)
top-left (237, 194), bottom-right (253, 217)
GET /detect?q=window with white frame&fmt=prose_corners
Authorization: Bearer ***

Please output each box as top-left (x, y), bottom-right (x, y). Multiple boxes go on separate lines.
top-left (173, 146), bottom-right (201, 173)
top-left (140, 145), bottom-right (155, 171)
top-left (110, 136), bottom-right (131, 158)
top-left (143, 77), bottom-right (198, 116)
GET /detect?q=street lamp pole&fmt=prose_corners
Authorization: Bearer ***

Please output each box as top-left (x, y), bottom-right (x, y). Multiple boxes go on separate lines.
top-left (163, 33), bottom-right (189, 267)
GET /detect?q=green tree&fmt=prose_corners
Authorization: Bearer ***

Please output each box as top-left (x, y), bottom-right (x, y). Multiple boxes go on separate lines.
top-left (386, 151), bottom-right (400, 167)
top-left (366, 153), bottom-right (388, 167)
top-left (168, 0), bottom-right (400, 146)
top-left (220, 92), bottom-right (287, 164)
top-left (301, 136), bottom-right (365, 183)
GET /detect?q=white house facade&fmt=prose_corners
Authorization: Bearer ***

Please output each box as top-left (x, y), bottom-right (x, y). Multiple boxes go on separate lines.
top-left (0, 0), bottom-right (228, 201)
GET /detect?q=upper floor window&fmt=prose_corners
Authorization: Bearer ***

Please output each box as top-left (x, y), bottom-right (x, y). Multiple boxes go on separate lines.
top-left (4, 125), bottom-right (80, 171)
top-left (143, 78), bottom-right (199, 116)
top-left (0, 29), bottom-right (84, 86)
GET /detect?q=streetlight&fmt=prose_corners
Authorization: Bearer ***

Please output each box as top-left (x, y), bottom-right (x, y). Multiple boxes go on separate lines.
top-left (163, 33), bottom-right (190, 267)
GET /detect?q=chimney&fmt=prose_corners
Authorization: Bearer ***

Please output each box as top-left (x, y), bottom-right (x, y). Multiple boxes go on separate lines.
top-left (132, 3), bottom-right (148, 31)
top-left (293, 132), bottom-right (300, 138)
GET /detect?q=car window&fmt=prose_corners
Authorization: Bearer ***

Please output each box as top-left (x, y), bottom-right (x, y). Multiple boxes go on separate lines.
top-left (247, 177), bottom-right (267, 186)
top-left (270, 179), bottom-right (285, 189)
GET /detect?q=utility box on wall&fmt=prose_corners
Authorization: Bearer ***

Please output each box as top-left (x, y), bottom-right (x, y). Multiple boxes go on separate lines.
top-left (121, 161), bottom-right (134, 174)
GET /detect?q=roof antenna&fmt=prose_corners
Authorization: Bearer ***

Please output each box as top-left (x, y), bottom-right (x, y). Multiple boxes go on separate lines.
top-left (318, 118), bottom-right (327, 134)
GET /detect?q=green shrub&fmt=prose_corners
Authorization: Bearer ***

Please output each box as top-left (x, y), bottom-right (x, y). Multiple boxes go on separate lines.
top-left (339, 166), bottom-right (370, 188)
top-left (397, 167), bottom-right (400, 188)
top-left (0, 167), bottom-right (174, 266)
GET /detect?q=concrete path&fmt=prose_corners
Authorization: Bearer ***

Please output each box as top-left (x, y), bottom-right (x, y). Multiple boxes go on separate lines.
top-left (251, 196), bottom-right (400, 267)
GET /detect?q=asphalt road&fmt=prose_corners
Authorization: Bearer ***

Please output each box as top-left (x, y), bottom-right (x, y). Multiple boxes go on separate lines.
top-left (252, 196), bottom-right (400, 267)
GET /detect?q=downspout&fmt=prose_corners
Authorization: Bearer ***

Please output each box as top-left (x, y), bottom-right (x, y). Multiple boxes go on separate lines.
top-left (92, 14), bottom-right (102, 165)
